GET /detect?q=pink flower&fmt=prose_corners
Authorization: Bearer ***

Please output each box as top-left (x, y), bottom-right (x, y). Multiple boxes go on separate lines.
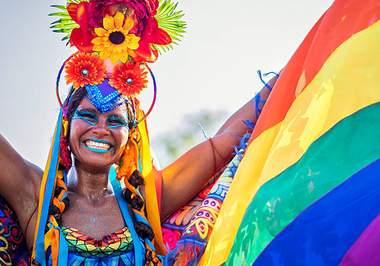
top-left (87, 0), bottom-right (157, 36)
top-left (162, 228), bottom-right (181, 251)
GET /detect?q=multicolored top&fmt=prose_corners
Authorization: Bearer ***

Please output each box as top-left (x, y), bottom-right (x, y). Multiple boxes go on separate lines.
top-left (46, 226), bottom-right (143, 266)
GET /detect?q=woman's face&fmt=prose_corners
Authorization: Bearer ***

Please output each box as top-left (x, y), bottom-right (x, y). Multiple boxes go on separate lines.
top-left (69, 97), bottom-right (129, 170)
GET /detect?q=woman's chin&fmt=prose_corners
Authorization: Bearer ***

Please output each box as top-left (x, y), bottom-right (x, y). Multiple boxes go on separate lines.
top-left (74, 152), bottom-right (118, 172)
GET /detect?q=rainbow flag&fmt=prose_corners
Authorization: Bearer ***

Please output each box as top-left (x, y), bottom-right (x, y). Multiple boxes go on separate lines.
top-left (198, 0), bottom-right (380, 265)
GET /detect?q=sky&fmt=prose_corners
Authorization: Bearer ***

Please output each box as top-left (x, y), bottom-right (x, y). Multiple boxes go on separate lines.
top-left (0, 0), bottom-right (334, 168)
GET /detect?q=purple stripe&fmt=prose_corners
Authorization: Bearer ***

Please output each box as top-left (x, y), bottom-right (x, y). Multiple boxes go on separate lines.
top-left (339, 213), bottom-right (380, 266)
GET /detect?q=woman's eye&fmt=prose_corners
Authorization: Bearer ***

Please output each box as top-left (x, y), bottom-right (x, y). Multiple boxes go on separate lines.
top-left (74, 110), bottom-right (98, 125)
top-left (82, 113), bottom-right (97, 121)
top-left (108, 116), bottom-right (127, 128)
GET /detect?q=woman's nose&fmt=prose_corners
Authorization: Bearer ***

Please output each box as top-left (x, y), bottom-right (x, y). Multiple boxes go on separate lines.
top-left (91, 119), bottom-right (109, 135)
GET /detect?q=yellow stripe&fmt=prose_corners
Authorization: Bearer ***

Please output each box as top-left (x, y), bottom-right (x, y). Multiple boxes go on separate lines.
top-left (137, 112), bottom-right (165, 255)
top-left (199, 19), bottom-right (380, 266)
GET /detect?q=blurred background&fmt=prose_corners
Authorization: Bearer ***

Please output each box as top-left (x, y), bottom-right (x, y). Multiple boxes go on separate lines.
top-left (0, 0), bottom-right (334, 168)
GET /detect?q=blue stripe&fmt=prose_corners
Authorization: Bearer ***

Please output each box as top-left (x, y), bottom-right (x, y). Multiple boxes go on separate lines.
top-left (57, 228), bottom-right (68, 266)
top-left (110, 168), bottom-right (144, 266)
top-left (253, 158), bottom-right (380, 266)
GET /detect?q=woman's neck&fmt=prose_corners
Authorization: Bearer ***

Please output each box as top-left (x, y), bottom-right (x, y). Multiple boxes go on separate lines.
top-left (67, 162), bottom-right (114, 201)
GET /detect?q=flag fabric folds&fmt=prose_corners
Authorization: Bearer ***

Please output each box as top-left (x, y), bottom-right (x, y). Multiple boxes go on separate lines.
top-left (198, 0), bottom-right (380, 265)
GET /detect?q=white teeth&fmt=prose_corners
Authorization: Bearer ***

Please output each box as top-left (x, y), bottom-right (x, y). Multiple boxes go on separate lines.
top-left (85, 140), bottom-right (111, 150)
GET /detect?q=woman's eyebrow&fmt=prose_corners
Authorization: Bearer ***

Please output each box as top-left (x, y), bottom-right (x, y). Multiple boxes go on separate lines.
top-left (108, 113), bottom-right (128, 121)
top-left (76, 108), bottom-right (97, 114)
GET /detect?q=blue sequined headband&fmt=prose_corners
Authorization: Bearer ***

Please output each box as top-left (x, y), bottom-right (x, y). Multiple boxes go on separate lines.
top-left (84, 80), bottom-right (125, 114)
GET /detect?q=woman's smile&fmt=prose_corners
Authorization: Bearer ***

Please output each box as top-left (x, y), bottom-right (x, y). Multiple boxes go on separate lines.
top-left (83, 139), bottom-right (114, 153)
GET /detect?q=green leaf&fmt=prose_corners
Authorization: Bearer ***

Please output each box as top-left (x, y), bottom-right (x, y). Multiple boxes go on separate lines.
top-left (155, 0), bottom-right (187, 54)
top-left (53, 28), bottom-right (73, 33)
top-left (49, 3), bottom-right (80, 45)
top-left (49, 12), bottom-right (71, 17)
top-left (50, 23), bottom-right (76, 29)
top-left (62, 35), bottom-right (71, 41)
top-left (50, 5), bottom-right (68, 11)
top-left (51, 18), bottom-right (73, 23)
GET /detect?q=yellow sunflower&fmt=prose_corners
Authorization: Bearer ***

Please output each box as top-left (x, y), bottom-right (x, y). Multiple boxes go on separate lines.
top-left (92, 12), bottom-right (140, 64)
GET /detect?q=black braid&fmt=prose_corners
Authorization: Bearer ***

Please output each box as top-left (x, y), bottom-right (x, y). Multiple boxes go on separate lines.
top-left (55, 215), bottom-right (63, 226)
top-left (135, 222), bottom-right (155, 241)
top-left (122, 169), bottom-right (156, 242)
top-left (122, 188), bottom-right (133, 203)
top-left (62, 197), bottom-right (70, 209)
top-left (54, 186), bottom-right (64, 197)
top-left (122, 187), bottom-right (144, 211)
top-left (131, 197), bottom-right (144, 211)
top-left (49, 205), bottom-right (60, 216)
top-left (129, 170), bottom-right (145, 188)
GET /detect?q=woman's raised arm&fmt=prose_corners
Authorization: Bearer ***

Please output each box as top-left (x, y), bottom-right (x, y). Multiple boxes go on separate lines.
top-left (160, 74), bottom-right (278, 219)
top-left (0, 134), bottom-right (42, 240)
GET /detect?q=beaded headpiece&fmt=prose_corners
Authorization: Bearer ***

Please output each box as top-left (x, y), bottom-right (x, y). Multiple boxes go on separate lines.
top-left (32, 0), bottom-right (186, 265)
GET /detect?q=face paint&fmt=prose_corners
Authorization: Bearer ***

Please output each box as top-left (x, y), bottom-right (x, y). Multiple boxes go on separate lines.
top-left (73, 109), bottom-right (128, 129)
top-left (73, 109), bottom-right (98, 126)
top-left (107, 114), bottom-right (128, 129)
top-left (82, 139), bottom-right (114, 153)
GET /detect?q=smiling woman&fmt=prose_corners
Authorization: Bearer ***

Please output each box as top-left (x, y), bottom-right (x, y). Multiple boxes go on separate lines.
top-left (0, 0), bottom-right (274, 265)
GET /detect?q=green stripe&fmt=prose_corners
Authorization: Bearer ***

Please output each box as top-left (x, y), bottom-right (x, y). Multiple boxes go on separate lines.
top-left (226, 102), bottom-right (380, 265)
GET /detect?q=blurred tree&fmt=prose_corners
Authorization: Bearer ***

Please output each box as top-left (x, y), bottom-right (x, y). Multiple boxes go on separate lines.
top-left (151, 108), bottom-right (229, 167)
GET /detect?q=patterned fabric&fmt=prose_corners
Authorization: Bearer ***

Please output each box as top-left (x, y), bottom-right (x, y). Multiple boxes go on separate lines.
top-left (0, 196), bottom-right (30, 266)
top-left (161, 181), bottom-right (214, 251)
top-left (53, 226), bottom-right (136, 265)
top-left (164, 152), bottom-right (245, 266)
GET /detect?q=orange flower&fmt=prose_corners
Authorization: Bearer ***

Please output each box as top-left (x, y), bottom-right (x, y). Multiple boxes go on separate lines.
top-left (109, 61), bottom-right (148, 97)
top-left (65, 53), bottom-right (107, 89)
top-left (116, 134), bottom-right (139, 181)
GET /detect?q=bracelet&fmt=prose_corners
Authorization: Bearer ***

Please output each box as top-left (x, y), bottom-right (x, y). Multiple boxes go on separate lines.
top-left (208, 138), bottom-right (217, 174)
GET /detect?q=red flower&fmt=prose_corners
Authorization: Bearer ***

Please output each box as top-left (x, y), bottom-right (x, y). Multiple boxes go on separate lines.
top-left (65, 53), bottom-right (107, 89)
top-left (134, 17), bottom-right (171, 62)
top-left (59, 137), bottom-right (72, 171)
top-left (68, 2), bottom-right (97, 52)
top-left (109, 62), bottom-right (148, 97)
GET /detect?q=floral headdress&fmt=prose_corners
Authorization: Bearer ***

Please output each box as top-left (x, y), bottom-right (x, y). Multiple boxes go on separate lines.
top-left (32, 1), bottom-right (185, 265)
top-left (51, 0), bottom-right (186, 114)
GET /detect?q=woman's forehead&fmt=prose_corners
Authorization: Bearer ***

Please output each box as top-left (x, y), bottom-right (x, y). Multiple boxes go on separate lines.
top-left (78, 97), bottom-right (128, 116)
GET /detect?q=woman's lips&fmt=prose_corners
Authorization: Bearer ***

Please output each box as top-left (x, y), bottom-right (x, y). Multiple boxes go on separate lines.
top-left (83, 139), bottom-right (114, 153)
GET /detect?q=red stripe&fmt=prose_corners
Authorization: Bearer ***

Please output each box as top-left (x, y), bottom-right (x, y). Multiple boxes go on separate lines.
top-left (251, 0), bottom-right (380, 142)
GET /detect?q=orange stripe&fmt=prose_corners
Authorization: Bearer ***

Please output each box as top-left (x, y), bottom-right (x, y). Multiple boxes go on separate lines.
top-left (251, 0), bottom-right (380, 142)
